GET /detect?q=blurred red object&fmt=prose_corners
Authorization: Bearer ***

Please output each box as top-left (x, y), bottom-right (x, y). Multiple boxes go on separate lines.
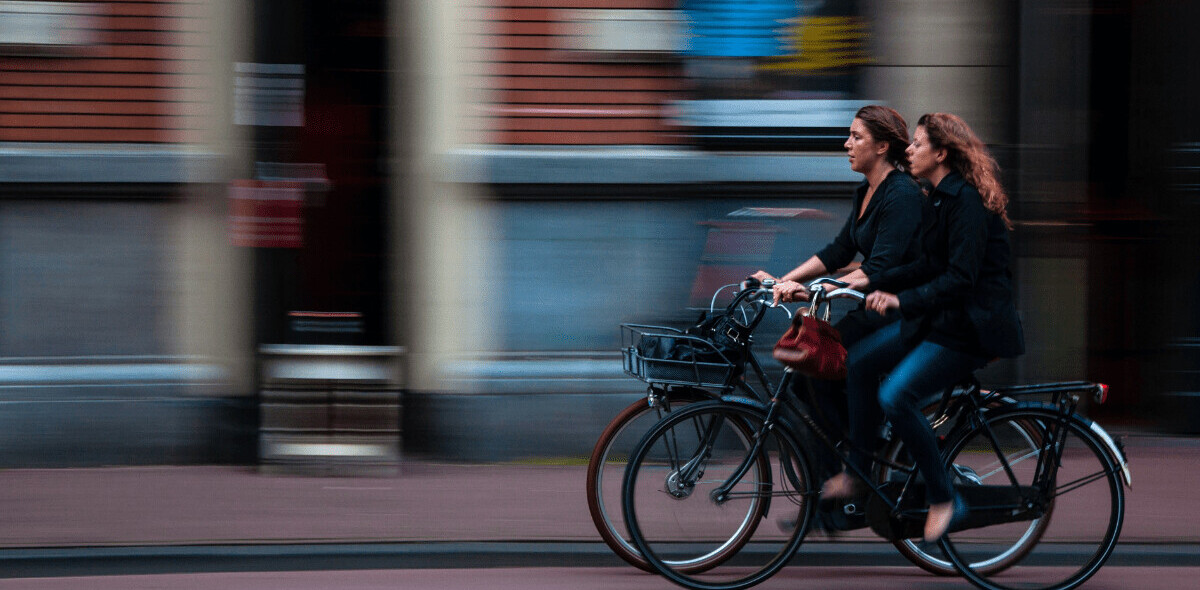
top-left (773, 310), bottom-right (847, 380)
top-left (228, 180), bottom-right (305, 248)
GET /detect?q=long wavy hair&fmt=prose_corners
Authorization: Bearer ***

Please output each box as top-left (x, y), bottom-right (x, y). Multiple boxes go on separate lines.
top-left (918, 113), bottom-right (1012, 229)
top-left (855, 105), bottom-right (911, 172)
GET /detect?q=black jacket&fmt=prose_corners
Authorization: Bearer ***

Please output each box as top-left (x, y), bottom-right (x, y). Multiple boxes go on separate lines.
top-left (812, 169), bottom-right (925, 347)
top-left (814, 169), bottom-right (924, 282)
top-left (872, 172), bottom-right (1024, 358)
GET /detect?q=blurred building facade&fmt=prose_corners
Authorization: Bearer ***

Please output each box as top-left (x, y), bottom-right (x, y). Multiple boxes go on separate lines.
top-left (0, 0), bottom-right (244, 466)
top-left (0, 0), bottom-right (1191, 467)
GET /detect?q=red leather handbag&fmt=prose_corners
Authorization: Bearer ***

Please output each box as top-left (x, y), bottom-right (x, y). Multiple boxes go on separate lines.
top-left (773, 303), bottom-right (847, 380)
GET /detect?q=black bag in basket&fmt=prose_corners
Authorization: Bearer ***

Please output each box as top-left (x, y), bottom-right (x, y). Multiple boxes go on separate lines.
top-left (636, 311), bottom-right (748, 370)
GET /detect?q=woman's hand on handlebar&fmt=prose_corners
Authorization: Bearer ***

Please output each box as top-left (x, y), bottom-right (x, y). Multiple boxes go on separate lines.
top-left (866, 290), bottom-right (900, 315)
top-left (772, 280), bottom-right (808, 305)
top-left (750, 270), bottom-right (777, 284)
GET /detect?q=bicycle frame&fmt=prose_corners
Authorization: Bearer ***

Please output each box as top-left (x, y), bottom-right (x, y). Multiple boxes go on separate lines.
top-left (645, 282), bottom-right (1129, 533)
top-left (707, 374), bottom-right (1122, 531)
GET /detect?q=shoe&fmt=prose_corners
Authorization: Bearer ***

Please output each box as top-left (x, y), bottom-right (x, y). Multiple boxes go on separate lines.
top-left (820, 472), bottom-right (862, 499)
top-left (924, 493), bottom-right (968, 543)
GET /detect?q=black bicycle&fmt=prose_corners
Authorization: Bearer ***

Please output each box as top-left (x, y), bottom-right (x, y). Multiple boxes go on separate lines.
top-left (588, 280), bottom-right (784, 573)
top-left (619, 281), bottom-right (1130, 590)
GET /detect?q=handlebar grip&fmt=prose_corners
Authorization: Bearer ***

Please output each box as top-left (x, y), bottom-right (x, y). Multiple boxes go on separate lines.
top-left (808, 277), bottom-right (850, 290)
top-left (826, 287), bottom-right (866, 302)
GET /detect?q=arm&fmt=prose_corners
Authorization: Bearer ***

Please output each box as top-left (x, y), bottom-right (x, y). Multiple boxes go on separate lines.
top-left (813, 211), bottom-right (857, 274)
top-left (778, 255), bottom-right (829, 284)
top-left (757, 204), bottom-right (858, 302)
top-left (836, 267), bottom-right (870, 291)
top-left (753, 255), bottom-right (830, 304)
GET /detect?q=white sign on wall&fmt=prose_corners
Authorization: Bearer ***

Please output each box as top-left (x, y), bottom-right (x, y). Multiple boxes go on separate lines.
top-left (0, 1), bottom-right (98, 53)
top-left (234, 62), bottom-right (306, 127)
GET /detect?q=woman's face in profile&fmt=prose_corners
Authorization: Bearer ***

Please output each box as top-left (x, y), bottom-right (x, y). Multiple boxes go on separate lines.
top-left (907, 125), bottom-right (942, 180)
top-left (844, 118), bottom-right (883, 174)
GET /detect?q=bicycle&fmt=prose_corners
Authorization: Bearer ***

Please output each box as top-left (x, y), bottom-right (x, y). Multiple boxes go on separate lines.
top-left (589, 278), bottom-right (1124, 578)
top-left (620, 282), bottom-right (1131, 590)
top-left (587, 280), bottom-right (784, 573)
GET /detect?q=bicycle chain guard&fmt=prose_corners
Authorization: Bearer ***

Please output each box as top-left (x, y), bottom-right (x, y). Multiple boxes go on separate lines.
top-left (865, 481), bottom-right (1046, 541)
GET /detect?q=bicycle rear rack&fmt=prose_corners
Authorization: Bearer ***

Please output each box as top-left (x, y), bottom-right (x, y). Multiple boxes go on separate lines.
top-left (989, 380), bottom-right (1108, 404)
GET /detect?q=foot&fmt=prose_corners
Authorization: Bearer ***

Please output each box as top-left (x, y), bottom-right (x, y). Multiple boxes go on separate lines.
top-left (820, 472), bottom-right (861, 499)
top-left (924, 495), bottom-right (966, 543)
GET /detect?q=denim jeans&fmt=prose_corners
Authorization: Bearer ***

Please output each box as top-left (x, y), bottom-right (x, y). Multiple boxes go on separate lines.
top-left (843, 320), bottom-right (988, 504)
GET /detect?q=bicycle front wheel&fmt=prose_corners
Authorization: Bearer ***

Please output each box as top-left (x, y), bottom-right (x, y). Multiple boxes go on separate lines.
top-left (939, 407), bottom-right (1125, 590)
top-left (622, 401), bottom-right (815, 590)
top-left (586, 389), bottom-right (709, 572)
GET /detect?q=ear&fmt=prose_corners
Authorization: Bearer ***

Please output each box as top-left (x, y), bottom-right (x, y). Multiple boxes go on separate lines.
top-left (876, 141), bottom-right (889, 157)
top-left (935, 148), bottom-right (947, 164)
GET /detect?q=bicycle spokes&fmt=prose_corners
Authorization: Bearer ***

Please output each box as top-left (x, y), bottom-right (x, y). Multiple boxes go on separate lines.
top-left (940, 408), bottom-right (1124, 590)
top-left (623, 402), bottom-right (814, 590)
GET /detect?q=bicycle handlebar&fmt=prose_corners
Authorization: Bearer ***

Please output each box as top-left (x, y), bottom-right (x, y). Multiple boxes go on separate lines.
top-left (807, 277), bottom-right (849, 290)
top-left (805, 279), bottom-right (866, 305)
top-left (824, 287), bottom-right (866, 302)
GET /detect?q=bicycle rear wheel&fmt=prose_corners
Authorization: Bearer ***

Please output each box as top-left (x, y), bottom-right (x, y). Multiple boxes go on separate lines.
top-left (939, 407), bottom-right (1124, 590)
top-left (586, 389), bottom-right (708, 572)
top-left (622, 401), bottom-right (814, 590)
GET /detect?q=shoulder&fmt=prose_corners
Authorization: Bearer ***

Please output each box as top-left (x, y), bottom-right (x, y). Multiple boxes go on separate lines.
top-left (881, 171), bottom-right (923, 203)
top-left (936, 174), bottom-right (983, 209)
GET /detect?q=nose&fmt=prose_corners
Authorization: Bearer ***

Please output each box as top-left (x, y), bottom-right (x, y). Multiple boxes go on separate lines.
top-left (844, 136), bottom-right (853, 150)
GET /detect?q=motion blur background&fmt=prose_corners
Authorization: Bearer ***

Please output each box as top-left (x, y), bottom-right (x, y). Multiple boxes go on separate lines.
top-left (0, 0), bottom-right (1196, 468)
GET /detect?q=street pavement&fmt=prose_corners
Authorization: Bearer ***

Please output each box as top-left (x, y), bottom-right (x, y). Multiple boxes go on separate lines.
top-left (1, 566), bottom-right (1199, 590)
top-left (0, 432), bottom-right (1194, 582)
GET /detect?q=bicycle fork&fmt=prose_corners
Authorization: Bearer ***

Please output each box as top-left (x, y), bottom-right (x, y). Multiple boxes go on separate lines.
top-left (709, 371), bottom-right (803, 505)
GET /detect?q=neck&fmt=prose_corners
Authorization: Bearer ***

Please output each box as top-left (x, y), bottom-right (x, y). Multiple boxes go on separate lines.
top-left (864, 161), bottom-right (895, 189)
top-left (928, 166), bottom-right (952, 190)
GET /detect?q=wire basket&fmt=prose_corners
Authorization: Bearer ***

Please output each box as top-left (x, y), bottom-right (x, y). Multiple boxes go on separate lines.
top-left (620, 323), bottom-right (739, 388)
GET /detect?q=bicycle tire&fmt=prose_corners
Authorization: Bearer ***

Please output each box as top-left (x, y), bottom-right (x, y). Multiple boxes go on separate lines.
top-left (938, 406), bottom-right (1124, 590)
top-left (622, 400), bottom-right (815, 590)
top-left (885, 411), bottom-right (1052, 576)
top-left (586, 389), bottom-right (710, 573)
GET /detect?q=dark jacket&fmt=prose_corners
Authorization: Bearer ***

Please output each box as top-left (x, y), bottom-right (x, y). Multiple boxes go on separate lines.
top-left (873, 172), bottom-right (1024, 358)
top-left (813, 169), bottom-right (925, 347)
top-left (814, 169), bottom-right (924, 282)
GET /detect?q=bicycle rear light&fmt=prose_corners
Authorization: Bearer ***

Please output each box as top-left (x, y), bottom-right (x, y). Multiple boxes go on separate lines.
top-left (1094, 383), bottom-right (1109, 404)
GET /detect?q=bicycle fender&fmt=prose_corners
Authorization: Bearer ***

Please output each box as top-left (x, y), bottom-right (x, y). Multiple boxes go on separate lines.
top-left (1087, 421), bottom-right (1132, 488)
top-left (980, 401), bottom-right (1132, 489)
top-left (719, 393), bottom-right (768, 412)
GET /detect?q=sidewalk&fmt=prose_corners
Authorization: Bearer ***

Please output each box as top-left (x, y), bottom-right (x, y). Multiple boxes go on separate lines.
top-left (0, 434), bottom-right (1194, 549)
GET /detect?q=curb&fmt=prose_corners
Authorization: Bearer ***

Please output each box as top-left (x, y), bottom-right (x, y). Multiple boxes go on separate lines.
top-left (1, 541), bottom-right (1197, 578)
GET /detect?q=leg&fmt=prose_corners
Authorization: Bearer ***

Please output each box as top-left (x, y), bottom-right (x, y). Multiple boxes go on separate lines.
top-left (875, 341), bottom-right (986, 540)
top-left (823, 320), bottom-right (908, 497)
top-left (814, 309), bottom-right (898, 442)
top-left (877, 341), bottom-right (987, 503)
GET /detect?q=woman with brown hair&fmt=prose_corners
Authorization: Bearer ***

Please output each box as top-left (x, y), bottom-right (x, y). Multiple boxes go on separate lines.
top-left (822, 112), bottom-right (1025, 543)
top-left (753, 104), bottom-right (924, 347)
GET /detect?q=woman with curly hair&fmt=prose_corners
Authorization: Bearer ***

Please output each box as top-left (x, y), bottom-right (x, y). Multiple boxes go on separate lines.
top-left (821, 113), bottom-right (1025, 543)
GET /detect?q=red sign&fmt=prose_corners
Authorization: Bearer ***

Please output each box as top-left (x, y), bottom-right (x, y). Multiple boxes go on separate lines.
top-left (228, 180), bottom-right (304, 248)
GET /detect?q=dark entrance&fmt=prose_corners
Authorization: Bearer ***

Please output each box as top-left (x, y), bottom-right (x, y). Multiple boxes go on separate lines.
top-left (250, 0), bottom-right (390, 346)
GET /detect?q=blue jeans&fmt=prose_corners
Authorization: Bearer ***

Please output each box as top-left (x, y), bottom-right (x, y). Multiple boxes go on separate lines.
top-left (843, 320), bottom-right (987, 504)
